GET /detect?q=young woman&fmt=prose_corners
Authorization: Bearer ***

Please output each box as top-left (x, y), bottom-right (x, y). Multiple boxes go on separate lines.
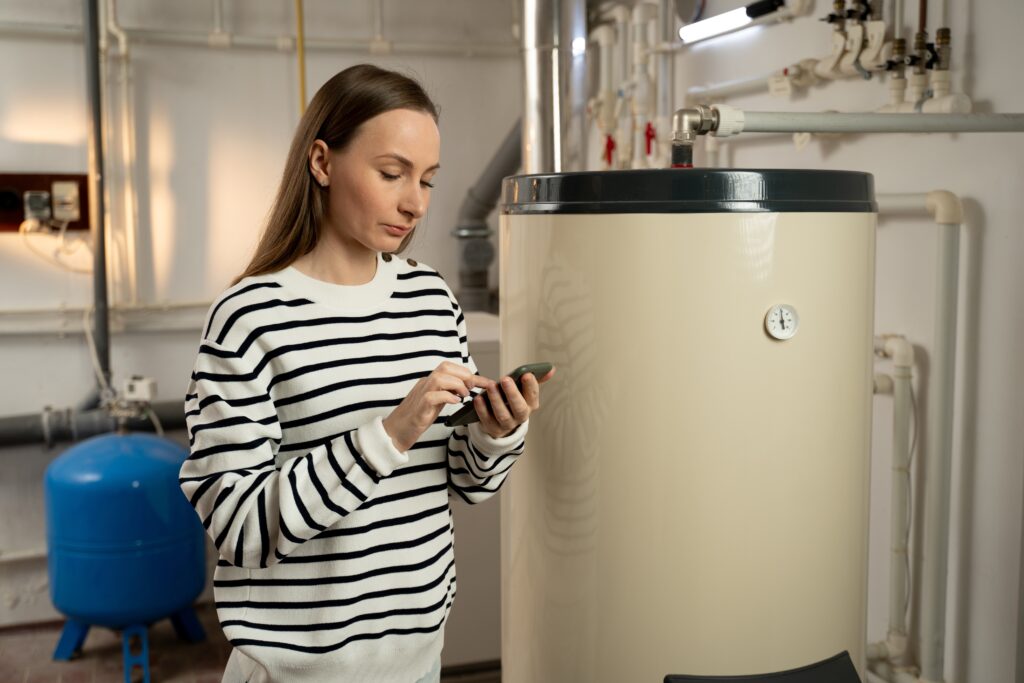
top-left (180, 64), bottom-right (554, 683)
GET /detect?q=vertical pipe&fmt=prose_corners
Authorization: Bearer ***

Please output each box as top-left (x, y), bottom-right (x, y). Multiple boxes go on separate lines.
top-left (295, 0), bottom-right (307, 114)
top-left (560, 0), bottom-right (587, 171)
top-left (889, 352), bottom-right (912, 643)
top-left (83, 0), bottom-right (111, 389)
top-left (918, 221), bottom-right (960, 683)
top-left (522, 0), bottom-right (555, 172)
top-left (893, 0), bottom-right (904, 41)
top-left (656, 0), bottom-right (675, 151)
top-left (213, 0), bottom-right (224, 34)
top-left (522, 0), bottom-right (584, 173)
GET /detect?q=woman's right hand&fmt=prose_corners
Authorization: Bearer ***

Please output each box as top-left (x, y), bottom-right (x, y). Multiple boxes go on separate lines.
top-left (382, 361), bottom-right (494, 452)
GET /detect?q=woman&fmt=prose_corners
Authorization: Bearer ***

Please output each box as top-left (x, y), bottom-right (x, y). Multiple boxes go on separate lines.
top-left (180, 64), bottom-right (554, 683)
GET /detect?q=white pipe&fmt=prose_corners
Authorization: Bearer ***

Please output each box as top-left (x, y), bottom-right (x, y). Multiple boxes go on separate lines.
top-left (107, 0), bottom-right (140, 305)
top-left (883, 335), bottom-right (914, 651)
top-left (686, 72), bottom-right (775, 104)
top-left (873, 191), bottom-right (965, 683)
top-left (0, 20), bottom-right (516, 58)
top-left (655, 0), bottom-right (675, 163)
top-left (894, 0), bottom-right (905, 41)
top-left (213, 0), bottom-right (225, 35)
top-left (711, 106), bottom-right (1024, 135)
top-left (937, 0), bottom-right (949, 29)
top-left (919, 219), bottom-right (960, 683)
top-left (630, 2), bottom-right (658, 168)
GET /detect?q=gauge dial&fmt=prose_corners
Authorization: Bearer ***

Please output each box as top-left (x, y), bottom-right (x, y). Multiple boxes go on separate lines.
top-left (765, 304), bottom-right (799, 341)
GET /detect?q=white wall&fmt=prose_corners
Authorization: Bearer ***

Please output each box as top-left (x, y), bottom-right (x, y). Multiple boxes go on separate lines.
top-left (0, 0), bottom-right (518, 666)
top-left (671, 2), bottom-right (1023, 682)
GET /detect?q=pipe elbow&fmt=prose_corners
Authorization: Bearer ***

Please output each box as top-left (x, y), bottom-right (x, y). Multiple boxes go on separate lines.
top-left (926, 190), bottom-right (964, 224)
top-left (883, 335), bottom-right (915, 368)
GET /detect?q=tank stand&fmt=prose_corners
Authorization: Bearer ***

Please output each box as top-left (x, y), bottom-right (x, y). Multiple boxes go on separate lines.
top-left (121, 625), bottom-right (151, 682)
top-left (52, 607), bottom-right (206, 682)
top-left (52, 618), bottom-right (90, 660)
top-left (170, 605), bottom-right (207, 642)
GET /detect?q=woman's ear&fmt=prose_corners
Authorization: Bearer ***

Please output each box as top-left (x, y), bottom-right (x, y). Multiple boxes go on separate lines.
top-left (309, 139), bottom-right (331, 187)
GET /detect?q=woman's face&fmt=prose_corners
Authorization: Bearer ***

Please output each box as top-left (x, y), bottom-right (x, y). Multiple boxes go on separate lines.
top-left (316, 108), bottom-right (440, 256)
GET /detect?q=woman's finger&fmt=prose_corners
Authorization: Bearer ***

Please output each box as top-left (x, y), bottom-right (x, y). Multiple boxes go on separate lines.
top-left (485, 381), bottom-right (515, 428)
top-left (519, 374), bottom-right (541, 410)
top-left (474, 393), bottom-right (498, 431)
top-left (501, 376), bottom-right (532, 421)
top-left (436, 374), bottom-right (473, 398)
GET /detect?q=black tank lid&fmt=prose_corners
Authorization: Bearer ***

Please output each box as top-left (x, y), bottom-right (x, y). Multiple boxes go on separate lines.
top-left (501, 169), bottom-right (876, 214)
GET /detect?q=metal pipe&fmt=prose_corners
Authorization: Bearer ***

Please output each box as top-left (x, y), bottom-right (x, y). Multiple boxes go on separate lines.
top-left (0, 401), bottom-right (186, 448)
top-left (83, 0), bottom-right (111, 393)
top-left (521, 0), bottom-right (586, 173)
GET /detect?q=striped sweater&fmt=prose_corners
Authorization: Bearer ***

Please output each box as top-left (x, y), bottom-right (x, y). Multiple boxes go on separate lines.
top-left (180, 252), bottom-right (527, 682)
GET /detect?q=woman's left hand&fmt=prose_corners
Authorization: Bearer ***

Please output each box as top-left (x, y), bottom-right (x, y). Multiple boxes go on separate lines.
top-left (474, 367), bottom-right (556, 439)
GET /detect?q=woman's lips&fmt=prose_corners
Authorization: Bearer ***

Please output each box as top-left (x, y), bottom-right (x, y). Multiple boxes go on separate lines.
top-left (384, 224), bottom-right (412, 236)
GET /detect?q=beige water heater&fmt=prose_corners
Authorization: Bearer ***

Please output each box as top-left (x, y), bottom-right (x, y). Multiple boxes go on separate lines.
top-left (498, 169), bottom-right (876, 683)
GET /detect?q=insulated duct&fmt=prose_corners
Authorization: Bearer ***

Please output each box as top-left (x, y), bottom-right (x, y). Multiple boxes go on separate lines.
top-left (453, 119), bottom-right (522, 312)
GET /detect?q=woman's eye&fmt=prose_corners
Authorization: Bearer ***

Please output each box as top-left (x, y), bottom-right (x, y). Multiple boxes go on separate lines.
top-left (421, 180), bottom-right (435, 189)
top-left (380, 171), bottom-right (400, 181)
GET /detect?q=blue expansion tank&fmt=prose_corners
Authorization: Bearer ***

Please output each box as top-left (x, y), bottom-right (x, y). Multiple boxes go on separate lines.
top-left (44, 432), bottom-right (207, 682)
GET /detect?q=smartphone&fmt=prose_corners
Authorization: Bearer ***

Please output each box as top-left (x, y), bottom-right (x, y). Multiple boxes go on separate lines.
top-left (444, 362), bottom-right (553, 428)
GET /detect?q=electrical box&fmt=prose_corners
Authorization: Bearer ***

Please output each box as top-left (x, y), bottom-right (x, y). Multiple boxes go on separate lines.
top-left (0, 173), bottom-right (89, 232)
top-left (123, 376), bottom-right (158, 403)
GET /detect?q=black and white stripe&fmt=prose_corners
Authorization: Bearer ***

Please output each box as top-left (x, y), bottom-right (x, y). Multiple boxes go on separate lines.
top-left (180, 258), bottom-right (526, 680)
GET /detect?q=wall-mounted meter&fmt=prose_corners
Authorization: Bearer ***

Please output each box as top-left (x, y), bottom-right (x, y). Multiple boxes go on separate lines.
top-left (765, 304), bottom-right (799, 340)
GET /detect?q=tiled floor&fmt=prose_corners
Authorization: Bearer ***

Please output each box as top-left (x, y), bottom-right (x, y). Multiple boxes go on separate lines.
top-left (0, 603), bottom-right (499, 682)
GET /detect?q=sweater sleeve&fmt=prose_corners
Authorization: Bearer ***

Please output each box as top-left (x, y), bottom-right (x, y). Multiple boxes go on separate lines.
top-left (179, 339), bottom-right (409, 569)
top-left (442, 292), bottom-right (529, 504)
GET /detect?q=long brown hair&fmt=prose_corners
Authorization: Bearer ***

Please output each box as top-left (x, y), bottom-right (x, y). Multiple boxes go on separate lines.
top-left (233, 64), bottom-right (439, 285)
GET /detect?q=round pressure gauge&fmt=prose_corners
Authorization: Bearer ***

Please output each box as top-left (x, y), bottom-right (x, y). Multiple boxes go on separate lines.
top-left (765, 304), bottom-right (799, 340)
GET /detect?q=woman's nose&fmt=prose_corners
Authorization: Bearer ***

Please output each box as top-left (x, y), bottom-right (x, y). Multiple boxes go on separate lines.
top-left (399, 185), bottom-right (427, 220)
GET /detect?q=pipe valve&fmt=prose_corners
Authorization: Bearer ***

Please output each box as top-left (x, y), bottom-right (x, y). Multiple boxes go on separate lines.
top-left (671, 104), bottom-right (717, 167)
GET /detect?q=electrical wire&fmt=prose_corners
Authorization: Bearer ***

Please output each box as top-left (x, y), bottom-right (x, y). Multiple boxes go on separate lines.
top-left (19, 219), bottom-right (93, 274)
top-left (82, 307), bottom-right (116, 404)
top-left (146, 406), bottom-right (165, 436)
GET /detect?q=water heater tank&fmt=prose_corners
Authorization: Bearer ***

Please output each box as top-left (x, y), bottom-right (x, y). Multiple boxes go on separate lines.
top-left (498, 169), bottom-right (876, 682)
top-left (45, 432), bottom-right (206, 628)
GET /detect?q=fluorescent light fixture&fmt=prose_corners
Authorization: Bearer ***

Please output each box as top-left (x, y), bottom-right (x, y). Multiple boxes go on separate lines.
top-left (678, 0), bottom-right (786, 45)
